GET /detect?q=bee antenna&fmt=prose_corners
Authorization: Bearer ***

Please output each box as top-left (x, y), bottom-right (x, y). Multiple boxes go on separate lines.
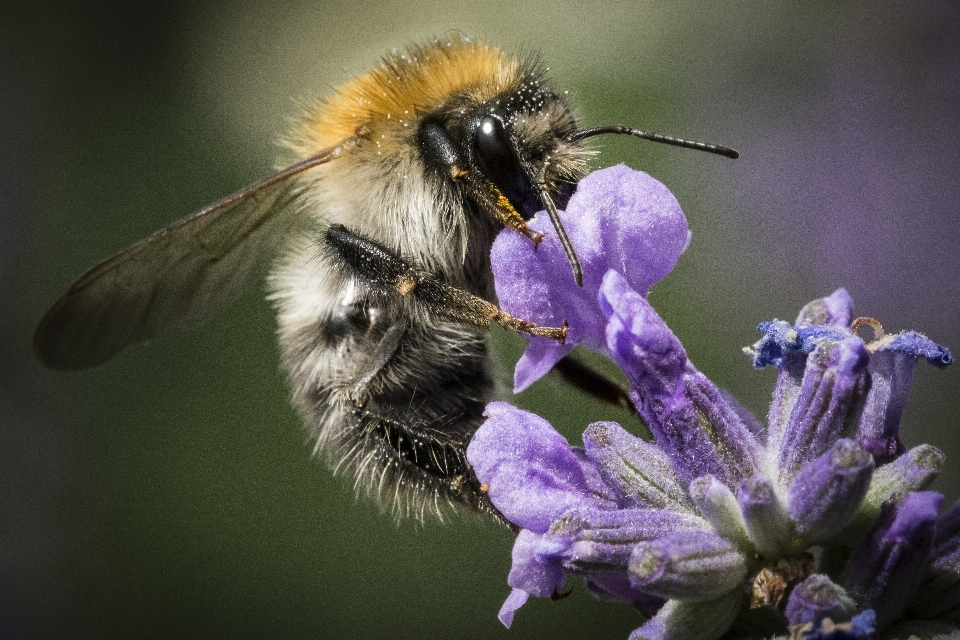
top-left (568, 125), bottom-right (739, 160)
top-left (537, 185), bottom-right (583, 286)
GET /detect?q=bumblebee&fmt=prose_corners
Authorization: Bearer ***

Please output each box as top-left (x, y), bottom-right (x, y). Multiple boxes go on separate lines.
top-left (34, 36), bottom-right (736, 521)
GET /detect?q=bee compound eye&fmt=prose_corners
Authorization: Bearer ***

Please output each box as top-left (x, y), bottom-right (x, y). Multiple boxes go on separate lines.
top-left (474, 116), bottom-right (537, 219)
top-left (474, 116), bottom-right (518, 179)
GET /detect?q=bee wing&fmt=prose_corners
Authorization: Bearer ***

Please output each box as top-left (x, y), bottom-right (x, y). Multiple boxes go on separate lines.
top-left (35, 144), bottom-right (347, 370)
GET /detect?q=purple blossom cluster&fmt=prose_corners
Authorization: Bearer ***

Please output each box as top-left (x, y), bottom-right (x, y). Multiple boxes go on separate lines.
top-left (467, 166), bottom-right (957, 640)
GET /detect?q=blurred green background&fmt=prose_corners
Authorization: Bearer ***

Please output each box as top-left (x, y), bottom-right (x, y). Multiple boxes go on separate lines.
top-left (4, 1), bottom-right (959, 638)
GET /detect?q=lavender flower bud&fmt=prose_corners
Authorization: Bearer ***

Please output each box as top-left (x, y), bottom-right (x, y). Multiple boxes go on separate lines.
top-left (906, 499), bottom-right (960, 619)
top-left (571, 447), bottom-right (621, 507)
top-left (538, 508), bottom-right (708, 573)
top-left (628, 590), bottom-right (742, 640)
top-left (750, 319), bottom-right (855, 472)
top-left (765, 348), bottom-right (807, 460)
top-left (843, 491), bottom-right (942, 628)
top-left (795, 289), bottom-right (854, 328)
top-left (844, 444), bottom-right (946, 537)
top-left (740, 475), bottom-right (792, 558)
top-left (773, 338), bottom-right (870, 486)
top-left (784, 573), bottom-right (857, 626)
top-left (583, 421), bottom-right (691, 511)
top-left (856, 350), bottom-right (912, 464)
top-left (787, 439), bottom-right (874, 542)
top-left (689, 475), bottom-right (749, 548)
top-left (907, 540), bottom-right (960, 620)
top-left (868, 444), bottom-right (945, 498)
top-left (628, 530), bottom-right (748, 601)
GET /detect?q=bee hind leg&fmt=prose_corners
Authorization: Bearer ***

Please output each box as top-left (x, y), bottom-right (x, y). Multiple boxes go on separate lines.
top-left (324, 224), bottom-right (567, 342)
top-left (347, 320), bottom-right (406, 405)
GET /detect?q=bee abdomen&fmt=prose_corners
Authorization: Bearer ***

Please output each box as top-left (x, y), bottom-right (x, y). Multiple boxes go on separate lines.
top-left (358, 409), bottom-right (469, 478)
top-left (341, 405), bottom-right (501, 521)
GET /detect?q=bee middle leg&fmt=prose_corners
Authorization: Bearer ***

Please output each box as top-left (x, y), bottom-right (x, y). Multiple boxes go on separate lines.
top-left (324, 224), bottom-right (567, 342)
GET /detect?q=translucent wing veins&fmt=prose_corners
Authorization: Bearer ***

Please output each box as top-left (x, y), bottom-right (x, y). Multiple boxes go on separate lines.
top-left (35, 140), bottom-right (353, 370)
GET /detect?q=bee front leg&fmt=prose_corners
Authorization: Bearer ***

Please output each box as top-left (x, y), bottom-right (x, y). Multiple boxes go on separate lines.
top-left (324, 225), bottom-right (567, 343)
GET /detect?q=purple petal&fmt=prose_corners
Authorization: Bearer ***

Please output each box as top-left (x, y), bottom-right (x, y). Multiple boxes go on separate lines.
top-left (506, 529), bottom-right (566, 597)
top-left (882, 331), bottom-right (953, 368)
top-left (857, 332), bottom-right (952, 465)
top-left (628, 530), bottom-right (748, 601)
top-left (750, 320), bottom-right (851, 369)
top-left (582, 421), bottom-right (691, 511)
top-left (602, 271), bottom-right (759, 487)
top-left (787, 439), bottom-right (874, 542)
top-left (490, 166), bottom-right (689, 391)
top-left (795, 288), bottom-right (855, 328)
top-left (466, 402), bottom-right (592, 533)
top-left (497, 588), bottom-right (529, 629)
top-left (784, 574), bottom-right (857, 626)
top-left (843, 491), bottom-right (943, 628)
top-left (491, 207), bottom-right (601, 392)
top-left (772, 338), bottom-right (870, 485)
top-left (513, 340), bottom-right (574, 393)
top-left (602, 270), bottom-right (686, 400)
top-left (583, 165), bottom-right (690, 296)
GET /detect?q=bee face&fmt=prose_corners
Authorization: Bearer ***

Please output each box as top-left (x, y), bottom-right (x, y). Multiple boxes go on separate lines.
top-left (419, 87), bottom-right (585, 219)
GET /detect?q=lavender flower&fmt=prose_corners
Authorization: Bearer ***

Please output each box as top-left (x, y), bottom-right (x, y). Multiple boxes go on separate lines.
top-left (468, 166), bottom-right (957, 640)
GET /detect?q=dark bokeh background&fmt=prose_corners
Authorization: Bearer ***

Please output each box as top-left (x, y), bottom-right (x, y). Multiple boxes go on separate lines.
top-left (4, 2), bottom-right (959, 639)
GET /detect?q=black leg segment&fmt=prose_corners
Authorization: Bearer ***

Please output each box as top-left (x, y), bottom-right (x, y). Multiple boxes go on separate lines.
top-left (324, 225), bottom-right (567, 342)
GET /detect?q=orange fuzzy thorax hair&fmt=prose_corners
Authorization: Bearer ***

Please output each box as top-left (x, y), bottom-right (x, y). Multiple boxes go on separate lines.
top-left (285, 38), bottom-right (522, 155)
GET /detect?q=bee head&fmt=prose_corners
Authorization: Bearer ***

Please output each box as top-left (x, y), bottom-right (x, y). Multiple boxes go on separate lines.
top-left (418, 83), bottom-right (586, 218)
